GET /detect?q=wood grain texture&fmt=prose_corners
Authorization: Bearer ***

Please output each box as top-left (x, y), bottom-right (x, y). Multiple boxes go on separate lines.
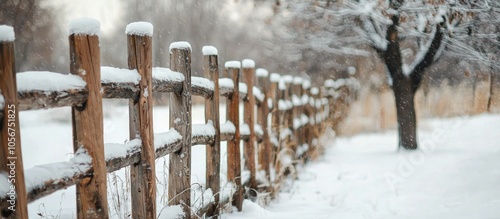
top-left (242, 66), bottom-right (257, 190)
top-left (270, 81), bottom-right (280, 175)
top-left (69, 33), bottom-right (109, 219)
top-left (256, 74), bottom-right (271, 184)
top-left (127, 34), bottom-right (156, 219)
top-left (224, 67), bottom-right (243, 211)
top-left (204, 54), bottom-right (220, 217)
top-left (168, 46), bottom-right (192, 218)
top-left (0, 41), bottom-right (28, 219)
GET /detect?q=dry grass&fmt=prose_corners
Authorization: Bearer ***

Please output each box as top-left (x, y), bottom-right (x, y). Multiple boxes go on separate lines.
top-left (341, 80), bottom-right (500, 135)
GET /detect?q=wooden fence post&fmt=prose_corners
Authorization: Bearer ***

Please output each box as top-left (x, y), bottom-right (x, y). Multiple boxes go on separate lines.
top-left (224, 61), bottom-right (243, 211)
top-left (126, 22), bottom-right (155, 219)
top-left (309, 87), bottom-right (320, 159)
top-left (242, 59), bottom-right (257, 190)
top-left (168, 42), bottom-right (192, 218)
top-left (68, 18), bottom-right (108, 218)
top-left (256, 68), bottom-right (270, 185)
top-left (0, 25), bottom-right (28, 219)
top-left (203, 46), bottom-right (220, 216)
top-left (269, 73), bottom-right (280, 173)
top-left (292, 77), bottom-right (303, 155)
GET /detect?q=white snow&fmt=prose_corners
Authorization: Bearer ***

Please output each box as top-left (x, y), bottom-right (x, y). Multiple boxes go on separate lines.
top-left (347, 66), bottom-right (356, 75)
top-left (154, 128), bottom-right (182, 150)
top-left (283, 75), bottom-right (293, 83)
top-left (239, 82), bottom-right (248, 94)
top-left (253, 86), bottom-right (264, 102)
top-left (192, 76), bottom-right (215, 91)
top-left (302, 80), bottom-right (311, 89)
top-left (225, 114), bottom-right (500, 219)
top-left (192, 122), bottom-right (216, 137)
top-left (101, 66), bottom-right (141, 84)
top-left (169, 41), bottom-right (191, 53)
top-left (0, 148), bottom-right (92, 199)
top-left (17, 71), bottom-right (86, 92)
top-left (240, 123), bottom-right (250, 136)
top-left (202, 46), bottom-right (218, 56)
top-left (225, 61), bottom-right (241, 69)
top-left (292, 95), bottom-right (301, 106)
top-left (324, 79), bottom-right (335, 88)
top-left (301, 95), bottom-right (309, 105)
top-left (0, 25), bottom-right (15, 42)
top-left (293, 77), bottom-right (303, 85)
top-left (270, 73), bottom-right (281, 82)
top-left (68, 18), bottom-right (100, 36)
top-left (221, 121), bottom-right (236, 134)
top-left (310, 87), bottom-right (319, 95)
top-left (242, 59), bottom-right (255, 68)
top-left (254, 124), bottom-right (263, 137)
top-left (219, 78), bottom-right (235, 94)
top-left (158, 205), bottom-right (184, 219)
top-left (125, 21), bottom-right (153, 37)
top-left (256, 68), bottom-right (269, 77)
top-left (105, 139), bottom-right (141, 160)
top-left (152, 67), bottom-right (185, 83)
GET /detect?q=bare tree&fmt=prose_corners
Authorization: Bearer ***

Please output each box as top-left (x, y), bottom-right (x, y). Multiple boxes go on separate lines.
top-left (0, 0), bottom-right (61, 72)
top-left (272, 0), bottom-right (499, 150)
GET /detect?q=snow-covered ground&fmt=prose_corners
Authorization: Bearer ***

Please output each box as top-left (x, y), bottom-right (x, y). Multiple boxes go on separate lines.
top-left (224, 114), bottom-right (500, 219)
top-left (18, 103), bottom-right (500, 218)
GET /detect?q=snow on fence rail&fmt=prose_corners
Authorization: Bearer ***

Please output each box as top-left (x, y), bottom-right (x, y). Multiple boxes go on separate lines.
top-left (0, 21), bottom-right (358, 219)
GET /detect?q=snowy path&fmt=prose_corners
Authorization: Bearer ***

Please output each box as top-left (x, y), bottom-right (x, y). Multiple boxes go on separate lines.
top-left (224, 114), bottom-right (500, 219)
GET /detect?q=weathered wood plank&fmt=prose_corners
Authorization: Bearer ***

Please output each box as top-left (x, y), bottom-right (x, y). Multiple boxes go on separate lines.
top-left (0, 32), bottom-right (28, 219)
top-left (203, 48), bottom-right (221, 216)
top-left (256, 69), bottom-right (271, 184)
top-left (168, 43), bottom-right (192, 218)
top-left (127, 28), bottom-right (156, 219)
top-left (242, 61), bottom-right (257, 190)
top-left (68, 20), bottom-right (109, 219)
top-left (224, 61), bottom-right (243, 211)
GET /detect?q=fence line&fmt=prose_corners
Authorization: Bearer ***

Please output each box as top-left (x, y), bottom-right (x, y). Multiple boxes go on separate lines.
top-left (0, 20), bottom-right (358, 219)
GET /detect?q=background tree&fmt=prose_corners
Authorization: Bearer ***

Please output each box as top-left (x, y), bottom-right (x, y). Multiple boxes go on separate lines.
top-left (0, 0), bottom-right (62, 72)
top-left (270, 0), bottom-right (499, 150)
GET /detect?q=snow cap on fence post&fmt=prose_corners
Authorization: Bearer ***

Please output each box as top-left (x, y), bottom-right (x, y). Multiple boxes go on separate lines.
top-left (293, 76), bottom-right (303, 85)
top-left (225, 61), bottom-right (241, 69)
top-left (0, 25), bottom-right (15, 42)
top-left (202, 45), bottom-right (218, 56)
top-left (256, 68), bottom-right (269, 77)
top-left (125, 21), bottom-right (153, 36)
top-left (169, 41), bottom-right (192, 53)
top-left (68, 17), bottom-right (100, 36)
top-left (270, 73), bottom-right (281, 82)
top-left (242, 59), bottom-right (255, 69)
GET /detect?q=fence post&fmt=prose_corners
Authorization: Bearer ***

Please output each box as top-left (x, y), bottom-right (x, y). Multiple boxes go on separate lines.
top-left (302, 80), bottom-right (313, 161)
top-left (126, 22), bottom-right (155, 219)
top-left (269, 73), bottom-right (280, 175)
top-left (224, 61), bottom-right (243, 211)
top-left (256, 68), bottom-right (271, 185)
top-left (168, 42), bottom-right (192, 218)
top-left (0, 25), bottom-right (28, 219)
top-left (242, 59), bottom-right (257, 190)
top-left (292, 77), bottom-right (303, 156)
top-left (203, 46), bottom-right (220, 216)
top-left (68, 18), bottom-right (108, 218)
top-left (310, 87), bottom-right (320, 159)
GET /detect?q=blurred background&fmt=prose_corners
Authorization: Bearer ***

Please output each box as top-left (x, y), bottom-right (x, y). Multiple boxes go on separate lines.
top-left (1, 0), bottom-right (499, 135)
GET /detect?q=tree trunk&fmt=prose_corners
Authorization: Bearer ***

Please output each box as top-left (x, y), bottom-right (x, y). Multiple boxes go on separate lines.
top-left (392, 76), bottom-right (418, 150)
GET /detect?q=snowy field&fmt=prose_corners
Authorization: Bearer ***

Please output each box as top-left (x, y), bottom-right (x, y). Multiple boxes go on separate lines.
top-left (19, 102), bottom-right (500, 218)
top-left (224, 114), bottom-right (500, 219)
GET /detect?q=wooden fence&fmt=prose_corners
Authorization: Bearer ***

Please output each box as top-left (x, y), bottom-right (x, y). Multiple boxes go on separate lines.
top-left (0, 20), bottom-right (357, 218)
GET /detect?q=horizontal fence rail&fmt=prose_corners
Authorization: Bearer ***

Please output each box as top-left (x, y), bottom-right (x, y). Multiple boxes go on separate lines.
top-left (0, 20), bottom-right (359, 219)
